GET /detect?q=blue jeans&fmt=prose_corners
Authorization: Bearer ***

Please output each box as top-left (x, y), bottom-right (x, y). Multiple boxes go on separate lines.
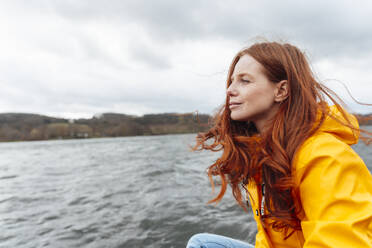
top-left (186, 233), bottom-right (254, 248)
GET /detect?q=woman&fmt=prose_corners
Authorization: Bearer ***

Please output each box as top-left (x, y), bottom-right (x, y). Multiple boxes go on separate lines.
top-left (186, 41), bottom-right (372, 248)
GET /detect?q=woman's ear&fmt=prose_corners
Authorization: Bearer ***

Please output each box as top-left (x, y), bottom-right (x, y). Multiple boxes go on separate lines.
top-left (274, 80), bottom-right (289, 102)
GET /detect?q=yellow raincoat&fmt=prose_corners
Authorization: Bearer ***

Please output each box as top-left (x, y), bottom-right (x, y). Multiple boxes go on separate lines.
top-left (247, 106), bottom-right (372, 247)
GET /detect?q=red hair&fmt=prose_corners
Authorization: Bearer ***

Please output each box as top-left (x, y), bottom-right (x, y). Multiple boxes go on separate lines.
top-left (194, 41), bottom-right (372, 236)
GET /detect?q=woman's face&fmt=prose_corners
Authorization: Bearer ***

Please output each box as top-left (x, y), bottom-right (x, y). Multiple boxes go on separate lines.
top-left (227, 54), bottom-right (279, 131)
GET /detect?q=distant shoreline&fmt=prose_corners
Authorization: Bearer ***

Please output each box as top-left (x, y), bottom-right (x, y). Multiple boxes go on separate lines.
top-left (0, 112), bottom-right (210, 142)
top-left (0, 112), bottom-right (371, 143)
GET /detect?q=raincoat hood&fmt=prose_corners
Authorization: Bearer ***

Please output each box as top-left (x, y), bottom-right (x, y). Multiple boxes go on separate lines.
top-left (317, 105), bottom-right (359, 145)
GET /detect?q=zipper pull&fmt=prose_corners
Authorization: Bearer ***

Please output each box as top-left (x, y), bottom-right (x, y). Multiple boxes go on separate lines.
top-left (260, 183), bottom-right (265, 216)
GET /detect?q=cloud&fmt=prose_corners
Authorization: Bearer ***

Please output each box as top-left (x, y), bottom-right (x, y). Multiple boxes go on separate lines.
top-left (0, 0), bottom-right (371, 118)
top-left (41, 0), bottom-right (372, 58)
top-left (128, 34), bottom-right (172, 70)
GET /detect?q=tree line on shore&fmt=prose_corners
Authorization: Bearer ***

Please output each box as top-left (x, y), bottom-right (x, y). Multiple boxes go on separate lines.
top-left (0, 112), bottom-right (371, 142)
top-left (0, 112), bottom-right (211, 142)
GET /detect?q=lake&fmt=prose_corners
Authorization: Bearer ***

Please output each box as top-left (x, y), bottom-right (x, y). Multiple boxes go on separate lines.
top-left (0, 132), bottom-right (371, 247)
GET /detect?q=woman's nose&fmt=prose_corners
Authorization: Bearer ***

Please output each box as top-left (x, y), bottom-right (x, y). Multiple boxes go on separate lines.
top-left (227, 83), bottom-right (237, 96)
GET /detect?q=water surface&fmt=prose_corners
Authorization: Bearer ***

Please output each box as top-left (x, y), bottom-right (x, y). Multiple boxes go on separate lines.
top-left (0, 132), bottom-right (371, 247)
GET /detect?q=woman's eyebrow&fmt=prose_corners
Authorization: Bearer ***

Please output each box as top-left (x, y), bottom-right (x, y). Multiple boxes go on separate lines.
top-left (230, 73), bottom-right (254, 81)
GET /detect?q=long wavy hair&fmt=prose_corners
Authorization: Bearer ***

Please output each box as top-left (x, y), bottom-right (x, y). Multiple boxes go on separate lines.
top-left (193, 41), bottom-right (371, 236)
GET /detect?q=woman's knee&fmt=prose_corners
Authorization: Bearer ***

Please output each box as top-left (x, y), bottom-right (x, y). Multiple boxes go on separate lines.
top-left (186, 233), bottom-right (211, 248)
top-left (186, 233), bottom-right (254, 248)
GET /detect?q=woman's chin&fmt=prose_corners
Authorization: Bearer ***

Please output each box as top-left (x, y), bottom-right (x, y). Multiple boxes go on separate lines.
top-left (230, 114), bottom-right (249, 122)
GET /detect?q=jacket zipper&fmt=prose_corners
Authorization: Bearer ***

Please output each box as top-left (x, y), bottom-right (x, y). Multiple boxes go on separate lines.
top-left (261, 183), bottom-right (265, 216)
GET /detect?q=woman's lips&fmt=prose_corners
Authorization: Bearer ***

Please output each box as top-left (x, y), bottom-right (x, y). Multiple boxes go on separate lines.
top-left (229, 102), bottom-right (241, 109)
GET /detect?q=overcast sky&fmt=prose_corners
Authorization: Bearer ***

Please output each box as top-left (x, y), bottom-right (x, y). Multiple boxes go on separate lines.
top-left (1, 0), bottom-right (371, 119)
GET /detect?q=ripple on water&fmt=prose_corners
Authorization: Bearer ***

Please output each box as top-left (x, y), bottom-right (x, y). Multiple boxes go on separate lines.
top-left (0, 174), bottom-right (18, 180)
top-left (67, 196), bottom-right (91, 206)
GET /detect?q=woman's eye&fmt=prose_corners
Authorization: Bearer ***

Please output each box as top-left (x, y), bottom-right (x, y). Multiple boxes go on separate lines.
top-left (241, 79), bottom-right (251, 83)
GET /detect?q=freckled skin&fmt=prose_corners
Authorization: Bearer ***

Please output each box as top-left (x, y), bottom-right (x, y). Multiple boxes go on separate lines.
top-left (227, 54), bottom-right (279, 132)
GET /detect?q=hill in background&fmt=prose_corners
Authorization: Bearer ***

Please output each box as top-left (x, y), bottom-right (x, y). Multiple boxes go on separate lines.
top-left (0, 112), bottom-right (371, 142)
top-left (0, 112), bottom-right (210, 142)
